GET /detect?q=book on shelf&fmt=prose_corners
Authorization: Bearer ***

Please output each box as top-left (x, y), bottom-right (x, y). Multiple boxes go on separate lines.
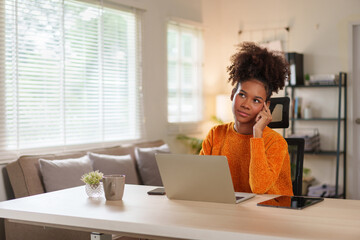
top-left (293, 97), bottom-right (302, 119)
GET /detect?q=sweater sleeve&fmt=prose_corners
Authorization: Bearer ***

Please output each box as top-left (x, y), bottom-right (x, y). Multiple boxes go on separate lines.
top-left (248, 137), bottom-right (288, 194)
top-left (199, 129), bottom-right (213, 155)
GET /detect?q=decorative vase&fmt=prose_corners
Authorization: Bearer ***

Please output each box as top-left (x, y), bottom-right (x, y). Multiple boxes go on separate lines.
top-left (85, 182), bottom-right (103, 198)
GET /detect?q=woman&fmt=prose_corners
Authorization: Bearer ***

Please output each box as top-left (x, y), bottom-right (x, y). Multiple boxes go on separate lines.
top-left (200, 42), bottom-right (293, 196)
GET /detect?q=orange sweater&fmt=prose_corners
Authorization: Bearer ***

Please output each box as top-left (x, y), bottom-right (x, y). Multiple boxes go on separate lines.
top-left (200, 123), bottom-right (293, 196)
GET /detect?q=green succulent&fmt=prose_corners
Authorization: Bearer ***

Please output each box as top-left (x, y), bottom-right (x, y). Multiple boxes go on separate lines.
top-left (81, 170), bottom-right (103, 185)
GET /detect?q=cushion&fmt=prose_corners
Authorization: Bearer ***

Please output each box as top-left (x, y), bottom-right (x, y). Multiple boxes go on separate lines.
top-left (134, 144), bottom-right (170, 186)
top-left (88, 152), bottom-right (139, 184)
top-left (39, 155), bottom-right (93, 192)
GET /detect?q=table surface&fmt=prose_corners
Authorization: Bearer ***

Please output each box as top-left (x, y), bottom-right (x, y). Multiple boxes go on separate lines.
top-left (0, 184), bottom-right (360, 240)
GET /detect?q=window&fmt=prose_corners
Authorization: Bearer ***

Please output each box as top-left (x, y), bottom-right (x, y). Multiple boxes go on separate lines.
top-left (167, 21), bottom-right (203, 123)
top-left (0, 0), bottom-right (143, 159)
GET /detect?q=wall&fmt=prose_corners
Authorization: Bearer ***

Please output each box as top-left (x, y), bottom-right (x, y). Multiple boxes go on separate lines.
top-left (201, 0), bottom-right (360, 199)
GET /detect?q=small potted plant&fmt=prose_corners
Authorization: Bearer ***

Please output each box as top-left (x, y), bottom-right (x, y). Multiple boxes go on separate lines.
top-left (81, 170), bottom-right (104, 198)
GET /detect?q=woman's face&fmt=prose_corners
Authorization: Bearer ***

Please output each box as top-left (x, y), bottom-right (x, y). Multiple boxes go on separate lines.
top-left (231, 79), bottom-right (268, 124)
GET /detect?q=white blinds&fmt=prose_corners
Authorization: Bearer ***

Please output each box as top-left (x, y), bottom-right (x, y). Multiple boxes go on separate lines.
top-left (0, 0), bottom-right (143, 159)
top-left (167, 21), bottom-right (202, 123)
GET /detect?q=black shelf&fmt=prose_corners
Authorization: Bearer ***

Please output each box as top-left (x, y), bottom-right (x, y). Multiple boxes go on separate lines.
top-left (286, 84), bottom-right (345, 88)
top-left (291, 118), bottom-right (345, 121)
top-left (305, 150), bottom-right (344, 155)
top-left (285, 72), bottom-right (347, 199)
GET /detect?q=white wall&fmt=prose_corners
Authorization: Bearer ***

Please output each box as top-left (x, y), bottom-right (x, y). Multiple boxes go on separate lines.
top-left (201, 0), bottom-right (360, 199)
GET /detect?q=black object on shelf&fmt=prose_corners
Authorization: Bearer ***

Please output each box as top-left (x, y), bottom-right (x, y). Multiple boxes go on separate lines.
top-left (285, 72), bottom-right (347, 199)
top-left (285, 52), bottom-right (304, 86)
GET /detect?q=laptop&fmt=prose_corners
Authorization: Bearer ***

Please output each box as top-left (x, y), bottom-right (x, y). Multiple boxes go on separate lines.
top-left (155, 154), bottom-right (255, 204)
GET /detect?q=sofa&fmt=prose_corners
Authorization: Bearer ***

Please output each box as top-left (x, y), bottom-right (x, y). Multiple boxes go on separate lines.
top-left (4, 139), bottom-right (168, 240)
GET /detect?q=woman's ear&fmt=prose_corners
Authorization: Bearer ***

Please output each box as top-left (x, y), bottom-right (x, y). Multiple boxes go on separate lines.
top-left (230, 88), bottom-right (237, 101)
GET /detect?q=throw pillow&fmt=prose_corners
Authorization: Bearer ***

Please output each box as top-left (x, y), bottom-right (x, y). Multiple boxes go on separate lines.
top-left (134, 144), bottom-right (170, 186)
top-left (39, 155), bottom-right (93, 192)
top-left (87, 152), bottom-right (139, 184)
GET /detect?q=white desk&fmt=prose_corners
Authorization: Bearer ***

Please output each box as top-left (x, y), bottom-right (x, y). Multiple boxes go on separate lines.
top-left (0, 184), bottom-right (360, 240)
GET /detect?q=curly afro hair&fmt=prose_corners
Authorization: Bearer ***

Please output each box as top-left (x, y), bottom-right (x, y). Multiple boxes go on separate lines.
top-left (227, 42), bottom-right (290, 100)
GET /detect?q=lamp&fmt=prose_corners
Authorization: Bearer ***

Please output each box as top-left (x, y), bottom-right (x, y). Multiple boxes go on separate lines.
top-left (215, 95), bottom-right (233, 123)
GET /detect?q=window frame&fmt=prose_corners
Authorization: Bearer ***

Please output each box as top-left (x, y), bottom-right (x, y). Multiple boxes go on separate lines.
top-left (166, 18), bottom-right (203, 133)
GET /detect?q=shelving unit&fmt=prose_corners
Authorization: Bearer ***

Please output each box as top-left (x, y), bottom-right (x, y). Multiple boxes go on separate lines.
top-left (285, 72), bottom-right (347, 198)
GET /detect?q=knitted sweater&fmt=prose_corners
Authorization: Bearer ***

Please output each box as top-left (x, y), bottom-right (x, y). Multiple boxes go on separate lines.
top-left (200, 122), bottom-right (293, 196)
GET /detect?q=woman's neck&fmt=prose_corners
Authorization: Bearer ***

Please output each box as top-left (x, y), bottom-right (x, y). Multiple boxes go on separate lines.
top-left (233, 121), bottom-right (254, 135)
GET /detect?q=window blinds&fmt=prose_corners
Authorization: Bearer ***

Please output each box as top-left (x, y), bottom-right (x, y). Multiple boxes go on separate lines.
top-left (0, 0), bottom-right (143, 160)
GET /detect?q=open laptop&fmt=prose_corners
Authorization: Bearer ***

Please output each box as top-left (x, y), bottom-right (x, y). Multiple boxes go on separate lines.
top-left (155, 154), bottom-right (255, 204)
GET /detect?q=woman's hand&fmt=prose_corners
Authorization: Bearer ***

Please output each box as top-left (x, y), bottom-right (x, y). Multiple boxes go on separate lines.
top-left (253, 102), bottom-right (272, 138)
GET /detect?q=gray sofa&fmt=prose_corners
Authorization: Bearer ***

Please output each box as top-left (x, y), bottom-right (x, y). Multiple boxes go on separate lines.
top-left (4, 139), bottom-right (166, 240)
